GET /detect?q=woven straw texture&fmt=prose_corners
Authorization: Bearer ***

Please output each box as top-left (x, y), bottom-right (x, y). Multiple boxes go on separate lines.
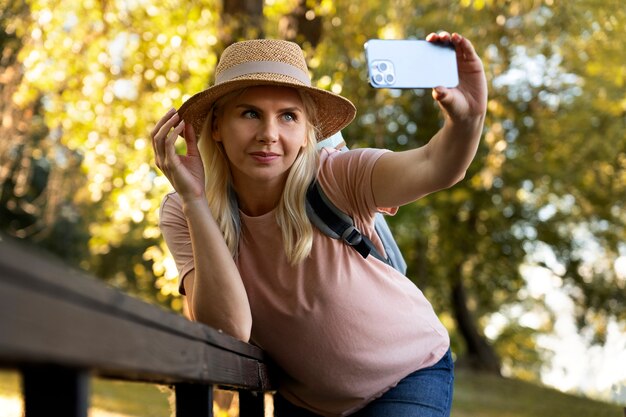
top-left (217, 39), bottom-right (309, 74)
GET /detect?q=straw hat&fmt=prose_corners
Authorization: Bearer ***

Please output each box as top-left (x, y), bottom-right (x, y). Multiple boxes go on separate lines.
top-left (178, 39), bottom-right (356, 140)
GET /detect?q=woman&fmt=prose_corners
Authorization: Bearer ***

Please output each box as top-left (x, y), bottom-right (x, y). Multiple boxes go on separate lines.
top-left (152, 32), bottom-right (487, 417)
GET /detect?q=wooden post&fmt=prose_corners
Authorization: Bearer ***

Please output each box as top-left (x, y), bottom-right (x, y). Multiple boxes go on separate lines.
top-left (239, 390), bottom-right (265, 417)
top-left (22, 366), bottom-right (89, 417)
top-left (175, 383), bottom-right (214, 417)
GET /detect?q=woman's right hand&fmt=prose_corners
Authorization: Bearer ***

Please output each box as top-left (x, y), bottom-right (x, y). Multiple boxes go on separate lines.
top-left (151, 108), bottom-right (206, 201)
top-left (154, 109), bottom-right (252, 341)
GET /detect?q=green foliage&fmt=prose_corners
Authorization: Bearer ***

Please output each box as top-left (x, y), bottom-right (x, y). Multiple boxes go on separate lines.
top-left (5, 0), bottom-right (229, 310)
top-left (0, 0), bottom-right (90, 265)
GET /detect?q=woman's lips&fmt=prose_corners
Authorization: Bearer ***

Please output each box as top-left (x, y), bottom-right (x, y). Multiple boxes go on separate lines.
top-left (250, 151), bottom-right (279, 163)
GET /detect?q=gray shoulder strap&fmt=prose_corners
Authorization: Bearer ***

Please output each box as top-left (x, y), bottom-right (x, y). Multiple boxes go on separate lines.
top-left (305, 180), bottom-right (390, 264)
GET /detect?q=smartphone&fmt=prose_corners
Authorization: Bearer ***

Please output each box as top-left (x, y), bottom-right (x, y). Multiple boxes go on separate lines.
top-left (364, 39), bottom-right (458, 89)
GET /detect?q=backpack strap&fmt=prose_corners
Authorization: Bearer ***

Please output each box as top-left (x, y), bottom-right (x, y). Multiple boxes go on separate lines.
top-left (305, 180), bottom-right (391, 265)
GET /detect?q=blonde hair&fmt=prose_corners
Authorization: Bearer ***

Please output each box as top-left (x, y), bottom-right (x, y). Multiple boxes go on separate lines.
top-left (197, 88), bottom-right (320, 265)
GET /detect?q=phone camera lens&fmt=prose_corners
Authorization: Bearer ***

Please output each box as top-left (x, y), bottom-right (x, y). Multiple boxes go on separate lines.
top-left (386, 74), bottom-right (395, 84)
top-left (374, 74), bottom-right (384, 84)
top-left (378, 62), bottom-right (388, 71)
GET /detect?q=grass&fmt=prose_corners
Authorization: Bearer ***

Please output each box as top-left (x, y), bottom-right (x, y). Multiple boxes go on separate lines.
top-left (89, 378), bottom-right (173, 416)
top-left (452, 369), bottom-right (623, 417)
top-left (1, 368), bottom-right (623, 417)
top-left (0, 370), bottom-right (172, 417)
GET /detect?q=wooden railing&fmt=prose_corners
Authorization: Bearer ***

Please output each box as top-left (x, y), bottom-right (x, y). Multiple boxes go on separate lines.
top-left (0, 236), bottom-right (274, 417)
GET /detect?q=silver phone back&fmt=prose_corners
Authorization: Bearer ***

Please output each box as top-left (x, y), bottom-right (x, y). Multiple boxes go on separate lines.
top-left (365, 39), bottom-right (459, 89)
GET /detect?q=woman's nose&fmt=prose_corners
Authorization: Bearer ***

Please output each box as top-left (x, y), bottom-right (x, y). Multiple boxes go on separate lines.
top-left (256, 119), bottom-right (279, 143)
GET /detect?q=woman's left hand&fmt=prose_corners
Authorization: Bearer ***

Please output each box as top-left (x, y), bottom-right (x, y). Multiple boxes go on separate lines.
top-left (426, 32), bottom-right (488, 125)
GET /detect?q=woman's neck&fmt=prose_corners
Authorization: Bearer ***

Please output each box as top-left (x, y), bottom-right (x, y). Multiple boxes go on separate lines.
top-left (233, 179), bottom-right (285, 217)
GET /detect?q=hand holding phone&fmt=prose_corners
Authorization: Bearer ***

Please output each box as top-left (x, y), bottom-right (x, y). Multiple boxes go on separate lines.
top-left (364, 39), bottom-right (459, 89)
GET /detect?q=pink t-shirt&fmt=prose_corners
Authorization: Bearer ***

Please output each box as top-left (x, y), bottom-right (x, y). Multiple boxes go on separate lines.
top-left (159, 148), bottom-right (450, 416)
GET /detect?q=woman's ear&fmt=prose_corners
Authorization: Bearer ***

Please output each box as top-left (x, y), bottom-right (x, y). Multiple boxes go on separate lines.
top-left (211, 116), bottom-right (221, 142)
top-left (301, 126), bottom-right (314, 149)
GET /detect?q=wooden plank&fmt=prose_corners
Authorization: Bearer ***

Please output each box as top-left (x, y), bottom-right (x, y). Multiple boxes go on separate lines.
top-left (22, 365), bottom-right (89, 417)
top-left (0, 238), bottom-right (264, 361)
top-left (0, 237), bottom-right (274, 391)
top-left (0, 277), bottom-right (269, 389)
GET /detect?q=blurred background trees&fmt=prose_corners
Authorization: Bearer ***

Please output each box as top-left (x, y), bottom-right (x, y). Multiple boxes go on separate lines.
top-left (1, 0), bottom-right (624, 402)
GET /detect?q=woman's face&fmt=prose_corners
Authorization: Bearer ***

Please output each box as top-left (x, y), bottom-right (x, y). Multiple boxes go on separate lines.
top-left (212, 86), bottom-right (309, 190)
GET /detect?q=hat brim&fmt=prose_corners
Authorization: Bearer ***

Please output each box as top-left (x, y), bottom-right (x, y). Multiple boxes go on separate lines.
top-left (178, 78), bottom-right (356, 141)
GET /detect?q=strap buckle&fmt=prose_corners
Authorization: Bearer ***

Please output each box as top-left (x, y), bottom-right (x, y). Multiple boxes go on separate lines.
top-left (341, 226), bottom-right (363, 246)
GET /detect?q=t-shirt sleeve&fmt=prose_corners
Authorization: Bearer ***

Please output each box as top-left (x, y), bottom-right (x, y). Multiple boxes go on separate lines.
top-left (317, 148), bottom-right (398, 222)
top-left (159, 192), bottom-right (195, 295)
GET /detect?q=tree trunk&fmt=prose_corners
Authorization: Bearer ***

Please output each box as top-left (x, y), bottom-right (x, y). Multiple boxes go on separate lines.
top-left (219, 0), bottom-right (264, 48)
top-left (451, 274), bottom-right (502, 375)
top-left (279, 0), bottom-right (323, 47)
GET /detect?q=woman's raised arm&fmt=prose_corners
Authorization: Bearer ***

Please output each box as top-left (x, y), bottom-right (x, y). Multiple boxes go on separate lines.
top-left (372, 32), bottom-right (487, 208)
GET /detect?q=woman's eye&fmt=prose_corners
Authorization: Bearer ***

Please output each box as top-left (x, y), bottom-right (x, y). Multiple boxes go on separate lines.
top-left (282, 112), bottom-right (297, 122)
top-left (242, 110), bottom-right (258, 119)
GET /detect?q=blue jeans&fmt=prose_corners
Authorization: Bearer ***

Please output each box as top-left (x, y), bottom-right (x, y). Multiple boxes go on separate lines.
top-left (274, 349), bottom-right (454, 417)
